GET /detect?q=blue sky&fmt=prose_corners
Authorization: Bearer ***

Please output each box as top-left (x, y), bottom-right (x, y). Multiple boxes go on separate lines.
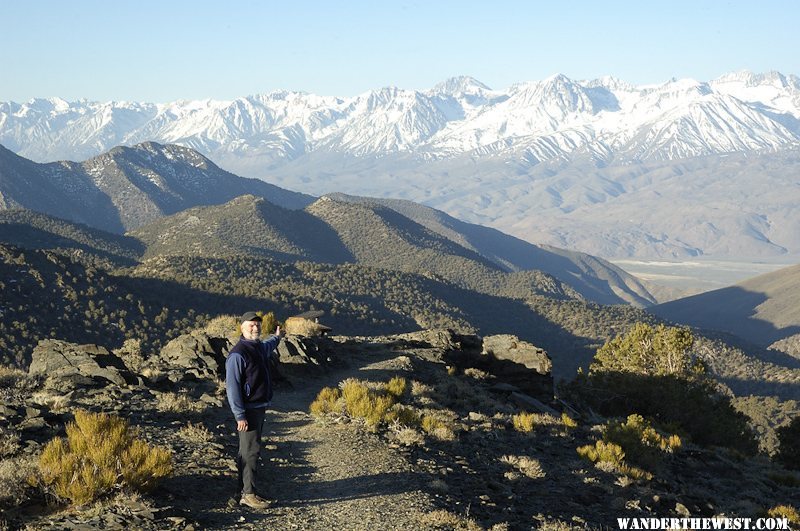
top-left (2, 0), bottom-right (798, 102)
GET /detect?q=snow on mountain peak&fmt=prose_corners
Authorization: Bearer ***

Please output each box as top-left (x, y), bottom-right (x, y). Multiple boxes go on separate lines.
top-left (2, 71), bottom-right (800, 166)
top-left (433, 76), bottom-right (492, 95)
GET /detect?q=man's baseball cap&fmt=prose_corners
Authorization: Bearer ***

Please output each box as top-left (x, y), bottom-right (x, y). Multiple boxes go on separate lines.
top-left (241, 311), bottom-right (262, 323)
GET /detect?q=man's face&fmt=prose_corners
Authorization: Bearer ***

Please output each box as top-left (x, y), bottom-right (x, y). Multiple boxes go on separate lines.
top-left (241, 319), bottom-right (261, 340)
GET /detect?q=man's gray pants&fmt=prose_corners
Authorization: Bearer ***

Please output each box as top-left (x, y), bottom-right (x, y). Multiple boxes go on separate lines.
top-left (237, 407), bottom-right (266, 495)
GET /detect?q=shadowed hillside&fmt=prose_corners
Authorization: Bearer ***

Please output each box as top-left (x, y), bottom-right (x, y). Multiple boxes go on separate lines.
top-left (326, 192), bottom-right (656, 307)
top-left (651, 263), bottom-right (800, 347)
top-left (0, 142), bottom-right (315, 232)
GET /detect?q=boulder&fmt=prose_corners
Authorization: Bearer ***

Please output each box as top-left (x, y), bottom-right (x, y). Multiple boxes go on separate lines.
top-left (274, 335), bottom-right (335, 379)
top-left (482, 335), bottom-right (552, 375)
top-left (145, 331), bottom-right (231, 383)
top-left (481, 335), bottom-right (553, 402)
top-left (392, 329), bottom-right (481, 352)
top-left (29, 339), bottom-right (134, 389)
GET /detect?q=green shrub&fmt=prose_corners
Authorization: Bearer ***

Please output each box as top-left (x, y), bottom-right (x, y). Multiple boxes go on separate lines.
top-left (775, 416), bottom-right (800, 470)
top-left (569, 323), bottom-right (757, 454)
top-left (512, 412), bottom-right (536, 433)
top-left (590, 323), bottom-right (702, 378)
top-left (38, 410), bottom-right (172, 505)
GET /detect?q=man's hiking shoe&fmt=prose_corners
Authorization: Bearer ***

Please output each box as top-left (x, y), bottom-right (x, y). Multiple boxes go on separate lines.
top-left (240, 493), bottom-right (270, 509)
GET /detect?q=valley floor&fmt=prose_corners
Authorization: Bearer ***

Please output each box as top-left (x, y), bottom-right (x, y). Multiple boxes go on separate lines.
top-left (612, 257), bottom-right (797, 299)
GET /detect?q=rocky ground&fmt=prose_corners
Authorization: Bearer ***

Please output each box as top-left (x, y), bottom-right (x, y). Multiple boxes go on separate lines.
top-left (1, 328), bottom-right (798, 530)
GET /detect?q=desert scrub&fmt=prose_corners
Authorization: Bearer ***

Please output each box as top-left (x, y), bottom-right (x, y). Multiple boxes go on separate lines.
top-left (577, 440), bottom-right (625, 467)
top-left (570, 323), bottom-right (757, 454)
top-left (767, 505), bottom-right (799, 525)
top-left (561, 412), bottom-right (578, 430)
top-left (421, 411), bottom-right (457, 441)
top-left (576, 440), bottom-right (652, 481)
top-left (155, 391), bottom-right (208, 413)
top-left (311, 378), bottom-right (404, 428)
top-left (500, 454), bottom-right (546, 479)
top-left (384, 376), bottom-right (407, 399)
top-left (604, 414), bottom-right (681, 470)
top-left (0, 454), bottom-right (37, 507)
top-left (38, 410), bottom-right (172, 505)
top-left (417, 509), bottom-right (482, 530)
top-left (310, 386), bottom-right (343, 416)
top-left (0, 426), bottom-right (21, 458)
top-left (177, 422), bottom-right (214, 444)
top-left (512, 412), bottom-right (536, 433)
top-left (384, 405), bottom-right (421, 428)
top-left (0, 364), bottom-right (38, 401)
top-left (775, 416), bottom-right (800, 470)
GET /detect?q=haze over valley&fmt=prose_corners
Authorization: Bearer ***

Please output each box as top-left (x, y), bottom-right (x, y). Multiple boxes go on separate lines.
top-left (3, 70), bottom-right (800, 294)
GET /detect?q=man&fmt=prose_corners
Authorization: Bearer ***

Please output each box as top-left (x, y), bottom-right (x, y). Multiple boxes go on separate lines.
top-left (225, 311), bottom-right (284, 509)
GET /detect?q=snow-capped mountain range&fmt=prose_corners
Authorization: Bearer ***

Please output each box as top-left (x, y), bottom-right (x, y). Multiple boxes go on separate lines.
top-left (2, 70), bottom-right (800, 260)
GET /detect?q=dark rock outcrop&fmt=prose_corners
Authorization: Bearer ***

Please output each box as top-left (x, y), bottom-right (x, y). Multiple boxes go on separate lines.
top-left (144, 331), bottom-right (231, 384)
top-left (480, 334), bottom-right (553, 401)
top-left (29, 339), bottom-right (135, 390)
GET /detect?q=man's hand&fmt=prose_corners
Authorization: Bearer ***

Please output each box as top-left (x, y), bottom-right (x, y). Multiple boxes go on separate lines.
top-left (237, 419), bottom-right (248, 431)
top-left (275, 325), bottom-right (285, 338)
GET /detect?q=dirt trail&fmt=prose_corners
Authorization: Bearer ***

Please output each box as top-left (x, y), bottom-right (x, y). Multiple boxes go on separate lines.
top-left (183, 354), bottom-right (439, 530)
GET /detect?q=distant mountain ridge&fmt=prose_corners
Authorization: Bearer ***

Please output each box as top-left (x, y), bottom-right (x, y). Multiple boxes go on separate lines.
top-left (0, 142), bottom-right (314, 232)
top-left (3, 71), bottom-right (799, 164)
top-left (0, 143), bottom-right (656, 306)
top-left (3, 71), bottom-right (799, 260)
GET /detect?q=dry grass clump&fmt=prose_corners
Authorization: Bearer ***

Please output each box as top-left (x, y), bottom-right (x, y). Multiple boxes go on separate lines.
top-left (311, 378), bottom-right (410, 429)
top-left (576, 440), bottom-right (653, 480)
top-left (384, 376), bottom-right (407, 399)
top-left (385, 405), bottom-right (421, 427)
top-left (155, 391), bottom-right (208, 413)
top-left (390, 424), bottom-right (425, 447)
top-left (0, 426), bottom-right (21, 458)
top-left (203, 314), bottom-right (240, 340)
top-left (417, 509), bottom-right (482, 530)
top-left (0, 454), bottom-right (37, 507)
top-left (604, 414), bottom-right (681, 470)
top-left (421, 411), bottom-right (457, 441)
top-left (768, 505), bottom-right (799, 525)
top-left (38, 410), bottom-right (172, 505)
top-left (576, 414), bottom-right (680, 481)
top-left (512, 412), bottom-right (536, 433)
top-left (30, 391), bottom-right (70, 414)
top-left (410, 380), bottom-right (436, 406)
top-left (464, 368), bottom-right (491, 380)
top-left (177, 422), bottom-right (215, 444)
top-left (341, 379), bottom-right (395, 427)
top-left (0, 364), bottom-right (38, 400)
top-left (561, 412), bottom-right (578, 430)
top-left (500, 454), bottom-right (546, 479)
top-left (309, 387), bottom-right (343, 416)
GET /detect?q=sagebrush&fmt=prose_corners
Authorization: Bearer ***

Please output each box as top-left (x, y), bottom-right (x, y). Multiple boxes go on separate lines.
top-left (38, 410), bottom-right (172, 505)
